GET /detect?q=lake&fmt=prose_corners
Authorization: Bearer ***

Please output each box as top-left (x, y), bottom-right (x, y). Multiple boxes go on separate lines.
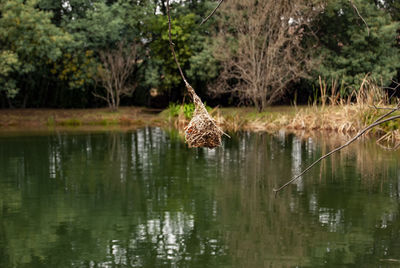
top-left (0, 127), bottom-right (399, 267)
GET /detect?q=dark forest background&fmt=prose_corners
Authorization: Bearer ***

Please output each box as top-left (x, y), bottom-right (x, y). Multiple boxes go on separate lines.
top-left (0, 0), bottom-right (399, 110)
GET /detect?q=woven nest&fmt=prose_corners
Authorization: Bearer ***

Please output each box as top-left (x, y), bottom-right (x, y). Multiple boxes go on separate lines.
top-left (184, 84), bottom-right (224, 148)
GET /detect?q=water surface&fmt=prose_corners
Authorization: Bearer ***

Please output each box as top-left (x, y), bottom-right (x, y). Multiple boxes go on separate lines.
top-left (0, 128), bottom-right (399, 267)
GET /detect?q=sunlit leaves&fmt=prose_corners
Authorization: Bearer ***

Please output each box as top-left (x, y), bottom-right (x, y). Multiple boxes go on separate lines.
top-left (0, 0), bottom-right (71, 97)
top-left (51, 51), bottom-right (99, 89)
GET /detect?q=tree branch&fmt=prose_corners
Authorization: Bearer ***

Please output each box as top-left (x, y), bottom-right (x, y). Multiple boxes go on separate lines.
top-left (387, 81), bottom-right (400, 99)
top-left (200, 0), bottom-right (224, 25)
top-left (273, 105), bottom-right (400, 193)
top-left (349, 0), bottom-right (370, 36)
top-left (369, 104), bottom-right (399, 111)
top-left (166, 0), bottom-right (189, 87)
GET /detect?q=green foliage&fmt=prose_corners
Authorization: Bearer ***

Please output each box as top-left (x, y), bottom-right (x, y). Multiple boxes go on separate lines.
top-left (186, 41), bottom-right (219, 84)
top-left (0, 50), bottom-right (20, 97)
top-left (146, 9), bottom-right (218, 97)
top-left (38, 0), bottom-right (94, 25)
top-left (0, 0), bottom-right (220, 107)
top-left (167, 102), bottom-right (211, 119)
top-left (168, 102), bottom-right (182, 117)
top-left (0, 0), bottom-right (398, 108)
top-left (378, 0), bottom-right (400, 21)
top-left (183, 103), bottom-right (195, 119)
top-left (50, 50), bottom-right (99, 89)
top-left (314, 0), bottom-right (400, 93)
top-left (148, 13), bottom-right (197, 90)
top-left (0, 0), bottom-right (155, 107)
top-left (0, 0), bottom-right (71, 98)
top-left (65, 1), bottom-right (126, 50)
top-left (58, 118), bottom-right (82, 126)
top-left (59, 0), bottom-right (152, 104)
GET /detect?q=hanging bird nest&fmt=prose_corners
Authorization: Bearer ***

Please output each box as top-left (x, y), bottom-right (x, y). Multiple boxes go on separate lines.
top-left (166, 0), bottom-right (227, 148)
top-left (184, 83), bottom-right (225, 148)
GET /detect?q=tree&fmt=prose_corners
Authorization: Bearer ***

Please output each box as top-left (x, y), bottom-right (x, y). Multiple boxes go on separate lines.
top-left (210, 0), bottom-right (317, 111)
top-left (62, 0), bottom-right (153, 107)
top-left (38, 0), bottom-right (95, 26)
top-left (0, 0), bottom-right (70, 106)
top-left (38, 0), bottom-right (153, 108)
top-left (0, 51), bottom-right (20, 100)
top-left (65, 1), bottom-right (126, 51)
top-left (377, 0), bottom-right (400, 21)
top-left (147, 13), bottom-right (198, 94)
top-left (94, 42), bottom-right (141, 111)
top-left (314, 0), bottom-right (400, 93)
top-left (145, 2), bottom-right (218, 101)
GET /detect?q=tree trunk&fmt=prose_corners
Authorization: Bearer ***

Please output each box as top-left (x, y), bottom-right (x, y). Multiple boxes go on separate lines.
top-left (22, 93), bottom-right (28, 108)
top-left (6, 96), bottom-right (14, 109)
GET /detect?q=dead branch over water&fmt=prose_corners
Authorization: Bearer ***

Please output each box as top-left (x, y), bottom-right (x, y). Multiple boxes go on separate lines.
top-left (274, 104), bottom-right (400, 193)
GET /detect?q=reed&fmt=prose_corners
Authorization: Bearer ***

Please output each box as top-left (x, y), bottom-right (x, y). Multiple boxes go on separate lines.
top-left (165, 102), bottom-right (398, 142)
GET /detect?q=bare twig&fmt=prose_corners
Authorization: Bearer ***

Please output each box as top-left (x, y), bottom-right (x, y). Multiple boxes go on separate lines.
top-left (376, 142), bottom-right (400, 151)
top-left (394, 143), bottom-right (400, 150)
top-left (349, 0), bottom-right (370, 36)
top-left (200, 0), bottom-right (224, 25)
top-left (369, 104), bottom-right (399, 111)
top-left (210, 0), bottom-right (316, 111)
top-left (94, 41), bottom-right (139, 110)
top-left (388, 81), bottom-right (400, 99)
top-left (273, 105), bottom-right (400, 193)
top-left (376, 131), bottom-right (400, 150)
top-left (166, 0), bottom-right (189, 87)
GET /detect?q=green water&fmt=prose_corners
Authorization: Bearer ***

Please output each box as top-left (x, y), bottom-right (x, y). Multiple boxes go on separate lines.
top-left (0, 128), bottom-right (399, 267)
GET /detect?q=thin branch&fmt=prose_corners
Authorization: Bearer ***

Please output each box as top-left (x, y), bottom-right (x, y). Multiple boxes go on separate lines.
top-left (372, 103), bottom-right (400, 122)
top-left (376, 132), bottom-right (400, 150)
top-left (394, 143), bottom-right (400, 150)
top-left (349, 0), bottom-right (370, 36)
top-left (388, 81), bottom-right (400, 99)
top-left (166, 0), bottom-right (189, 87)
top-left (369, 104), bottom-right (399, 111)
top-left (273, 106), bottom-right (400, 193)
top-left (376, 142), bottom-right (400, 151)
top-left (92, 91), bottom-right (111, 108)
top-left (200, 0), bottom-right (224, 25)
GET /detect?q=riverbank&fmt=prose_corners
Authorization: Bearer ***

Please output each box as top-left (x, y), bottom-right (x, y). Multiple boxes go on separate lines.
top-left (0, 107), bottom-right (163, 128)
top-left (175, 105), bottom-right (399, 140)
top-left (0, 105), bottom-right (399, 142)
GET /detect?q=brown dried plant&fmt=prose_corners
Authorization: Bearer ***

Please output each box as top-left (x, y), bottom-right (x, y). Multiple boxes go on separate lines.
top-left (94, 41), bottom-right (140, 111)
top-left (211, 0), bottom-right (319, 111)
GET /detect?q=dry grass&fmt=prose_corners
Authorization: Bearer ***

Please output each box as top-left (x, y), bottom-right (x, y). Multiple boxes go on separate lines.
top-left (214, 105), bottom-right (361, 134)
top-left (1, 104), bottom-right (397, 141)
top-left (285, 105), bottom-right (360, 133)
top-left (164, 101), bottom-right (398, 143)
top-left (0, 107), bottom-right (161, 129)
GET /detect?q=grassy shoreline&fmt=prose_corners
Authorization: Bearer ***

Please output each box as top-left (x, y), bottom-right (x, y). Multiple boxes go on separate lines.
top-left (0, 106), bottom-right (399, 143)
top-left (0, 107), bottom-right (162, 128)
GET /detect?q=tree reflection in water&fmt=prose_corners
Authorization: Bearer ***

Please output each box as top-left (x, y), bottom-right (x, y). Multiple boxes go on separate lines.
top-left (0, 128), bottom-right (399, 267)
